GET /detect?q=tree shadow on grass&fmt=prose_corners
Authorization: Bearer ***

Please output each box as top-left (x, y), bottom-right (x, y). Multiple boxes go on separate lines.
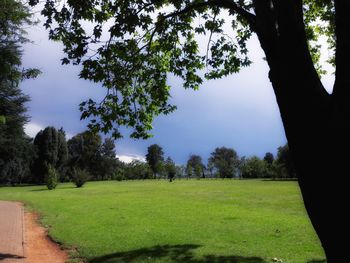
top-left (89, 244), bottom-right (265, 263)
top-left (0, 253), bottom-right (25, 260)
top-left (261, 179), bottom-right (298, 182)
top-left (30, 185), bottom-right (77, 191)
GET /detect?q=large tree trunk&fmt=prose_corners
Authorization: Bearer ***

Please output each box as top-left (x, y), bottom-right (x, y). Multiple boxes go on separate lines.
top-left (253, 1), bottom-right (348, 261)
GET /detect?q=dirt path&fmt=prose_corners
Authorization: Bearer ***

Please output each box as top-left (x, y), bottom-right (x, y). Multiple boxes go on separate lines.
top-left (0, 201), bottom-right (68, 263)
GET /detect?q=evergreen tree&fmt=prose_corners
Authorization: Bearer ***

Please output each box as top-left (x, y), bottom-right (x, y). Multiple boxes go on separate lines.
top-left (146, 144), bottom-right (164, 178)
top-left (0, 0), bottom-right (39, 184)
top-left (67, 131), bottom-right (102, 179)
top-left (32, 127), bottom-right (68, 183)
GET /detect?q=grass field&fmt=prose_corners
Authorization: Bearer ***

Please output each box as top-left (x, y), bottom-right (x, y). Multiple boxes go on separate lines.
top-left (0, 180), bottom-right (325, 263)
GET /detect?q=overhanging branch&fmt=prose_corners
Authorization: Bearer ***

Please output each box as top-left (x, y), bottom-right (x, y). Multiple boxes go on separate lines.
top-left (161, 0), bottom-right (256, 29)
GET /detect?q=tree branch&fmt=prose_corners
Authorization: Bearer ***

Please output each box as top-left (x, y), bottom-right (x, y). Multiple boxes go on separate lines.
top-left (161, 0), bottom-right (256, 29)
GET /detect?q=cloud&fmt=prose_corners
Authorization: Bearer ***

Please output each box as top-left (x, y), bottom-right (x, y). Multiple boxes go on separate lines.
top-left (116, 154), bottom-right (146, 164)
top-left (24, 121), bottom-right (74, 139)
top-left (24, 122), bottom-right (44, 138)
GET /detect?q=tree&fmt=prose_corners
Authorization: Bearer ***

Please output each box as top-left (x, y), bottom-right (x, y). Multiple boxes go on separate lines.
top-left (263, 152), bottom-right (275, 179)
top-left (32, 0), bottom-right (348, 259)
top-left (123, 160), bottom-right (153, 180)
top-left (241, 156), bottom-right (266, 179)
top-left (275, 144), bottom-right (296, 179)
top-left (208, 147), bottom-right (239, 178)
top-left (164, 156), bottom-right (176, 182)
top-left (0, 0), bottom-right (39, 185)
top-left (32, 127), bottom-right (68, 183)
top-left (186, 155), bottom-right (205, 179)
top-left (145, 144), bottom-right (164, 178)
top-left (67, 131), bottom-right (102, 179)
top-left (46, 164), bottom-right (58, 190)
top-left (263, 152), bottom-right (274, 165)
top-left (98, 138), bottom-right (119, 180)
top-left (57, 128), bottom-right (68, 177)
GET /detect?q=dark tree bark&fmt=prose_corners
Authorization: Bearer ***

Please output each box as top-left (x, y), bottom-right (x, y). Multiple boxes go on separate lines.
top-left (252, 0), bottom-right (348, 261)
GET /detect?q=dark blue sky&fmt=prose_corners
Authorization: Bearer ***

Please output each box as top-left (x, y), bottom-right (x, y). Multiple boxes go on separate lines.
top-left (21, 17), bottom-right (333, 164)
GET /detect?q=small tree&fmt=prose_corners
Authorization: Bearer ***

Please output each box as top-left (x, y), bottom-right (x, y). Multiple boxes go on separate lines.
top-left (46, 164), bottom-right (58, 190)
top-left (164, 157), bottom-right (176, 182)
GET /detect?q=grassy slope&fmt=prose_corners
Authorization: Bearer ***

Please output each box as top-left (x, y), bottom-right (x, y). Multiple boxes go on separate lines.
top-left (0, 180), bottom-right (325, 263)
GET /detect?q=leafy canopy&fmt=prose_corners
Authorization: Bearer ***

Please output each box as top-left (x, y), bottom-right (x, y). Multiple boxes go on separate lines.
top-left (29, 0), bottom-right (334, 139)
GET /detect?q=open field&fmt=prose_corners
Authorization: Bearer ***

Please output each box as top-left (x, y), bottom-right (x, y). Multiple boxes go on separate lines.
top-left (0, 180), bottom-right (325, 263)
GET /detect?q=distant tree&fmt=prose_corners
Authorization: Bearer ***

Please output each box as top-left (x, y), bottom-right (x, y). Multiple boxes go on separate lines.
top-left (263, 152), bottom-right (275, 179)
top-left (145, 144), bottom-right (164, 178)
top-left (241, 156), bottom-right (266, 179)
top-left (263, 153), bottom-right (274, 165)
top-left (32, 127), bottom-right (68, 183)
top-left (275, 144), bottom-right (296, 179)
top-left (124, 160), bottom-right (152, 180)
top-left (175, 165), bottom-right (186, 179)
top-left (67, 131), bottom-right (102, 179)
top-left (186, 155), bottom-right (205, 179)
top-left (98, 138), bottom-right (119, 180)
top-left (164, 157), bottom-right (176, 182)
top-left (208, 147), bottom-right (239, 178)
top-left (206, 162), bottom-right (215, 178)
top-left (0, 0), bottom-right (39, 185)
top-left (185, 163), bottom-right (193, 179)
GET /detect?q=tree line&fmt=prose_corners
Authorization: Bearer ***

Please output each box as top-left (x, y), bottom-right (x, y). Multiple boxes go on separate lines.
top-left (144, 144), bottom-right (295, 181)
top-left (1, 121), bottom-right (294, 188)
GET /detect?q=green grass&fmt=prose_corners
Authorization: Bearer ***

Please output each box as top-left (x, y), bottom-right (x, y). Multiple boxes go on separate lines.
top-left (0, 180), bottom-right (325, 263)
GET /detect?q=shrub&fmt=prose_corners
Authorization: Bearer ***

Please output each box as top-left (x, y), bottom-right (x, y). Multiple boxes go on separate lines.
top-left (72, 168), bottom-right (90, 188)
top-left (113, 168), bottom-right (125, 181)
top-left (46, 164), bottom-right (58, 190)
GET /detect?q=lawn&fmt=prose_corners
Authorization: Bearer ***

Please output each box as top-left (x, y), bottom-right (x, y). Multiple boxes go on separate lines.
top-left (0, 180), bottom-right (325, 263)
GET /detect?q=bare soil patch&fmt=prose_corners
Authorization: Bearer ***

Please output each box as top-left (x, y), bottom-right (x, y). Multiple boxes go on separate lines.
top-left (24, 212), bottom-right (68, 263)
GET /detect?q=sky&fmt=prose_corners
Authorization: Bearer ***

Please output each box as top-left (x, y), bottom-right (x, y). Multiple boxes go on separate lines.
top-left (20, 11), bottom-right (332, 165)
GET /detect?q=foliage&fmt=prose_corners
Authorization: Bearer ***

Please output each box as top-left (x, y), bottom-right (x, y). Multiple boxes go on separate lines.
top-left (97, 138), bottom-right (120, 180)
top-left (145, 144), bottom-right (164, 178)
top-left (241, 156), bottom-right (266, 179)
top-left (208, 147), bottom-right (239, 178)
top-left (28, 0), bottom-right (258, 139)
top-left (0, 0), bottom-right (39, 185)
top-left (263, 152), bottom-right (274, 165)
top-left (46, 164), bottom-right (58, 190)
top-left (275, 144), bottom-right (296, 179)
top-left (0, 180), bottom-right (325, 263)
top-left (67, 130), bottom-right (102, 177)
top-left (112, 167), bottom-right (125, 181)
top-left (28, 0), bottom-right (336, 139)
top-left (32, 127), bottom-right (68, 183)
top-left (164, 156), bottom-right (176, 182)
top-left (72, 168), bottom-right (90, 188)
top-left (123, 160), bottom-right (153, 180)
top-left (186, 155), bottom-right (205, 179)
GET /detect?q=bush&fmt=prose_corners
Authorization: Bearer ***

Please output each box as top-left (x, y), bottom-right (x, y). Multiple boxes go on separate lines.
top-left (112, 168), bottom-right (125, 181)
top-left (72, 168), bottom-right (90, 188)
top-left (46, 164), bottom-right (58, 190)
